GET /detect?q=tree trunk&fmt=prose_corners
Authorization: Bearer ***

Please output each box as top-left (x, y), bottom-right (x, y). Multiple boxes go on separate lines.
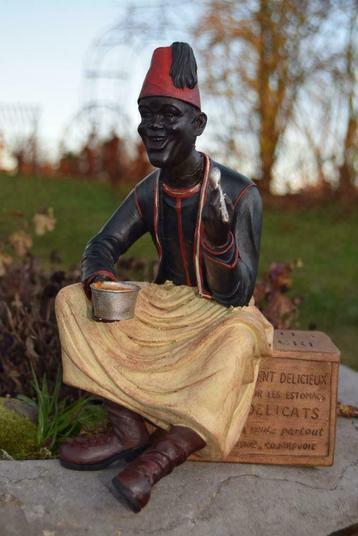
top-left (259, 153), bottom-right (275, 195)
top-left (337, 4), bottom-right (357, 197)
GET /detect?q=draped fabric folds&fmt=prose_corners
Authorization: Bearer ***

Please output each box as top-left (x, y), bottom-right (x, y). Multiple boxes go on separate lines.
top-left (55, 282), bottom-right (273, 459)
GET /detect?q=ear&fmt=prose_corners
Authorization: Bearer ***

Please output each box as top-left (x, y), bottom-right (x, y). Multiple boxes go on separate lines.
top-left (193, 111), bottom-right (207, 136)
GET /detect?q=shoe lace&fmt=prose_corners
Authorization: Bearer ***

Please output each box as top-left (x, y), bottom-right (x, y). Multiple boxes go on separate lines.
top-left (67, 431), bottom-right (114, 448)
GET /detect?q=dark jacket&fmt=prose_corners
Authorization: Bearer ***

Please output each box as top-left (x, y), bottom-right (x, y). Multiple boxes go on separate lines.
top-left (81, 154), bottom-right (262, 307)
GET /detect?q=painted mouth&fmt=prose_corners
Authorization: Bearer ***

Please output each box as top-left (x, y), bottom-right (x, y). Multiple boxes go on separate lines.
top-left (145, 136), bottom-right (169, 150)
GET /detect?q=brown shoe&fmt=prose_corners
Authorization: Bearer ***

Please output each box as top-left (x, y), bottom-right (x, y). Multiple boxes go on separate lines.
top-left (59, 401), bottom-right (149, 471)
top-left (111, 426), bottom-right (206, 512)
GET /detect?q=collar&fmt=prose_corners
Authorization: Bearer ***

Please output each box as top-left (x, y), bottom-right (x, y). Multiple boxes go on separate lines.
top-left (162, 181), bottom-right (201, 198)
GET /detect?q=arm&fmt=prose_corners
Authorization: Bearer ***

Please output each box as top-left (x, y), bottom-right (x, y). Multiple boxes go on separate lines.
top-left (202, 186), bottom-right (262, 307)
top-left (81, 188), bottom-right (147, 295)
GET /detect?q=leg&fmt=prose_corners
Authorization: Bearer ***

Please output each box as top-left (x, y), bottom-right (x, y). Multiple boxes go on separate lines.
top-left (59, 399), bottom-right (149, 470)
top-left (111, 426), bottom-right (206, 512)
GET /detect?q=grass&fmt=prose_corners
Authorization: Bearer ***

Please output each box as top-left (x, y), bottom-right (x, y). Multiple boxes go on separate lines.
top-left (18, 367), bottom-right (107, 452)
top-left (1, 172), bottom-right (357, 370)
top-left (261, 203), bottom-right (358, 370)
top-left (0, 174), bottom-right (155, 267)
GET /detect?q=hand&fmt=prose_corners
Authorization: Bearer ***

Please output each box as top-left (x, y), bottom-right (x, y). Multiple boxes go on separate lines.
top-left (202, 168), bottom-right (234, 248)
top-left (83, 274), bottom-right (116, 300)
top-left (92, 274), bottom-right (116, 285)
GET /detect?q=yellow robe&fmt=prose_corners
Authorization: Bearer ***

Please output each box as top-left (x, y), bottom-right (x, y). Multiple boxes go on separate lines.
top-left (55, 281), bottom-right (273, 459)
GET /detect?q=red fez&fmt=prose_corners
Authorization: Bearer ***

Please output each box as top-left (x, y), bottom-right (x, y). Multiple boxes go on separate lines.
top-left (138, 47), bottom-right (201, 110)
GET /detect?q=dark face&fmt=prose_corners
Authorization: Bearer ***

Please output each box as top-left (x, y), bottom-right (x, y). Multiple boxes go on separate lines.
top-left (138, 96), bottom-right (206, 168)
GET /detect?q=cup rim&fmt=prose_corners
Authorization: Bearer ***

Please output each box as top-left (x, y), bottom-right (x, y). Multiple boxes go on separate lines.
top-left (90, 281), bottom-right (140, 293)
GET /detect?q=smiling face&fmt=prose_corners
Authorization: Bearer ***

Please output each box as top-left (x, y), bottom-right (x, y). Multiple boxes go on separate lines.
top-left (137, 96), bottom-right (206, 168)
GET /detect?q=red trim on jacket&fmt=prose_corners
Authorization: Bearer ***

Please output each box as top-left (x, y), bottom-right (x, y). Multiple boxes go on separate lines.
top-left (201, 231), bottom-right (234, 256)
top-left (134, 187), bottom-right (143, 218)
top-left (193, 154), bottom-right (211, 297)
top-left (162, 181), bottom-right (201, 199)
top-left (233, 184), bottom-right (256, 208)
top-left (175, 198), bottom-right (192, 286)
top-left (153, 174), bottom-right (163, 261)
top-left (204, 243), bottom-right (240, 269)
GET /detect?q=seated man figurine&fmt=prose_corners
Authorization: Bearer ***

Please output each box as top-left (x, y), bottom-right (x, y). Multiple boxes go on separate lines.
top-left (55, 42), bottom-right (273, 513)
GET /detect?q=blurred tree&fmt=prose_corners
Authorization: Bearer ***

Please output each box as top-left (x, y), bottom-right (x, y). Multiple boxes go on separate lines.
top-left (337, 0), bottom-right (357, 195)
top-left (79, 129), bottom-right (99, 179)
top-left (292, 0), bottom-right (357, 195)
top-left (194, 0), bottom-right (338, 194)
top-left (101, 131), bottom-right (128, 187)
top-left (127, 141), bottom-right (153, 184)
top-left (57, 151), bottom-right (80, 177)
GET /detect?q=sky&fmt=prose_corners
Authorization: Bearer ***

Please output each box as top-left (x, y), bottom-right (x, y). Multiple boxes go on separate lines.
top-left (0, 0), bottom-right (137, 160)
top-left (0, 0), bottom-right (200, 163)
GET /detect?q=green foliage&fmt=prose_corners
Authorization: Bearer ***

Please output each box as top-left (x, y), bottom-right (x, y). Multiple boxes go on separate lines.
top-left (18, 367), bottom-right (107, 452)
top-left (0, 174), bottom-right (145, 269)
top-left (0, 398), bottom-right (37, 460)
top-left (261, 203), bottom-right (358, 369)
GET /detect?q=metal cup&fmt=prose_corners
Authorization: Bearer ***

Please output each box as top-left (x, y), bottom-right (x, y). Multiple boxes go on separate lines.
top-left (90, 281), bottom-right (140, 321)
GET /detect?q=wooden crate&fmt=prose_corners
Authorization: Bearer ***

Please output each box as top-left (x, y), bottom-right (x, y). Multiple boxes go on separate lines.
top-left (193, 330), bottom-right (340, 466)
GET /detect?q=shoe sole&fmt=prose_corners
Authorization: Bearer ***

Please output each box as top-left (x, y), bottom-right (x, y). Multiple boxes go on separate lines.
top-left (59, 445), bottom-right (146, 471)
top-left (111, 476), bottom-right (142, 513)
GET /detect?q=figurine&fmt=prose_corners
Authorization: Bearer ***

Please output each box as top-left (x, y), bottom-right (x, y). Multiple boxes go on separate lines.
top-left (55, 42), bottom-right (273, 513)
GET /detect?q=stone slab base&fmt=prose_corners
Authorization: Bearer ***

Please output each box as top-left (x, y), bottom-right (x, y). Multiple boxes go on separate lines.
top-left (0, 365), bottom-right (356, 536)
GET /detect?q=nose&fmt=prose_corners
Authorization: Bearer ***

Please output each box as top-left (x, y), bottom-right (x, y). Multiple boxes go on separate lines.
top-left (149, 113), bottom-right (164, 130)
